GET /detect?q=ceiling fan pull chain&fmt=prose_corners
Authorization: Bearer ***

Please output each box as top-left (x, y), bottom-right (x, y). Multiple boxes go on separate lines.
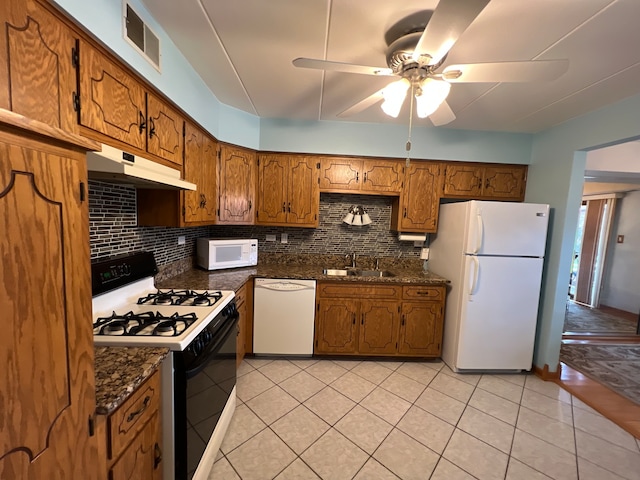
top-left (406, 84), bottom-right (415, 167)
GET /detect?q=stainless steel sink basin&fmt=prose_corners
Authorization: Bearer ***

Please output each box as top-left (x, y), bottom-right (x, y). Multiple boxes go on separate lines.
top-left (322, 268), bottom-right (356, 276)
top-left (322, 268), bottom-right (394, 277)
top-left (355, 269), bottom-right (395, 277)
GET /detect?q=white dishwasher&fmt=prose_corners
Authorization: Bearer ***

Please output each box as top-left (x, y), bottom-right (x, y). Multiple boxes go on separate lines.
top-left (253, 278), bottom-right (316, 355)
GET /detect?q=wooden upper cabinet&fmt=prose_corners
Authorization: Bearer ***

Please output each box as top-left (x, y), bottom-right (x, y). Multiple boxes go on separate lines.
top-left (319, 156), bottom-right (402, 195)
top-left (217, 144), bottom-right (256, 225)
top-left (0, 0), bottom-right (78, 133)
top-left (183, 121), bottom-right (217, 225)
top-left (0, 126), bottom-right (98, 479)
top-left (443, 163), bottom-right (527, 201)
top-left (391, 161), bottom-right (442, 233)
top-left (146, 92), bottom-right (184, 166)
top-left (78, 39), bottom-right (146, 150)
top-left (256, 153), bottom-right (319, 227)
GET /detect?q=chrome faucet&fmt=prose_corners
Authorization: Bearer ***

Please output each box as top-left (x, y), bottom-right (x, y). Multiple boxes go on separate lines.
top-left (374, 257), bottom-right (379, 271)
top-left (345, 252), bottom-right (357, 268)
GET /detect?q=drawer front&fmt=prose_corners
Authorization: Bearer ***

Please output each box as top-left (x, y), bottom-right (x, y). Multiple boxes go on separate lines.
top-left (317, 283), bottom-right (401, 300)
top-left (235, 283), bottom-right (247, 306)
top-left (109, 371), bottom-right (160, 460)
top-left (402, 286), bottom-right (444, 301)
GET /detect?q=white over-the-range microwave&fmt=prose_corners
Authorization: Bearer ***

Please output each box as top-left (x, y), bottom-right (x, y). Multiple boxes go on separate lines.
top-left (196, 238), bottom-right (258, 271)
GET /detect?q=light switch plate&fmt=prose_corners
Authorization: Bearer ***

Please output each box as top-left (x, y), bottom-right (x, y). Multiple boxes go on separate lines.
top-left (266, 234), bottom-right (276, 242)
top-left (420, 247), bottom-right (429, 260)
top-left (177, 235), bottom-right (186, 245)
top-left (281, 233), bottom-right (288, 244)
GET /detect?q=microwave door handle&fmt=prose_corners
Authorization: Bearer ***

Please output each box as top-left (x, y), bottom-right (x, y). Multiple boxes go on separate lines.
top-left (185, 314), bottom-right (238, 379)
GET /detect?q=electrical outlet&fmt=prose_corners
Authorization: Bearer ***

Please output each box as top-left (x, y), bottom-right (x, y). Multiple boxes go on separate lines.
top-left (177, 235), bottom-right (186, 246)
top-left (281, 233), bottom-right (288, 244)
top-left (266, 234), bottom-right (276, 242)
top-left (420, 247), bottom-right (429, 260)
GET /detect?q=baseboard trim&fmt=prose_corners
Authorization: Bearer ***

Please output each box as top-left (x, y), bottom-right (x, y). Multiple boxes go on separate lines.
top-left (534, 363), bottom-right (562, 380)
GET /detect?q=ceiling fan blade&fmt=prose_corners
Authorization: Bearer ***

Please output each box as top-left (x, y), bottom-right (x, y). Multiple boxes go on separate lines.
top-left (442, 60), bottom-right (569, 83)
top-left (293, 58), bottom-right (393, 76)
top-left (337, 88), bottom-right (386, 117)
top-left (413, 0), bottom-right (490, 65)
top-left (429, 100), bottom-right (456, 126)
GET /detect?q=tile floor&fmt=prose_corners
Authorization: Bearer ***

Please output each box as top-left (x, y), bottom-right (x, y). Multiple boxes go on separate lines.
top-left (209, 358), bottom-right (640, 480)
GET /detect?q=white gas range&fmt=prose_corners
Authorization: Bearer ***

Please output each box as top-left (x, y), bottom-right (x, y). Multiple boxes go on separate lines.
top-left (91, 252), bottom-right (237, 480)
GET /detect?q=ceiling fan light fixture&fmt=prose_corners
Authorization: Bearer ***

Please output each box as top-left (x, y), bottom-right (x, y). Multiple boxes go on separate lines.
top-left (381, 78), bottom-right (411, 117)
top-left (415, 78), bottom-right (451, 118)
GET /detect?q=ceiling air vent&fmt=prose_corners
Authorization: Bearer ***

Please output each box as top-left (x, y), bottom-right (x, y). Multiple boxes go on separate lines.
top-left (123, 2), bottom-right (160, 70)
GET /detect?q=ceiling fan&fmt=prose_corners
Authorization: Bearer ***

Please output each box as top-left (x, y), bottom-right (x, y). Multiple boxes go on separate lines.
top-left (292, 0), bottom-right (568, 126)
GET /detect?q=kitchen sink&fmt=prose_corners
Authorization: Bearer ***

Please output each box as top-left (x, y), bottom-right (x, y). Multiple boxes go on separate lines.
top-left (355, 269), bottom-right (395, 277)
top-left (322, 268), bottom-right (356, 276)
top-left (322, 268), bottom-right (394, 277)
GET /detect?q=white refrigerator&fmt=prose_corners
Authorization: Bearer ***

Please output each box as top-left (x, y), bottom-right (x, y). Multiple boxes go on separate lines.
top-left (429, 201), bottom-right (549, 372)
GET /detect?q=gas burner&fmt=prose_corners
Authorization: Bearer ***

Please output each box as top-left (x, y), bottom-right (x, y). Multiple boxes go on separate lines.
top-left (152, 312), bottom-right (198, 337)
top-left (137, 289), bottom-right (224, 307)
top-left (155, 321), bottom-right (178, 336)
top-left (102, 321), bottom-right (127, 336)
top-left (93, 311), bottom-right (197, 337)
top-left (154, 293), bottom-right (174, 305)
top-left (193, 295), bottom-right (212, 306)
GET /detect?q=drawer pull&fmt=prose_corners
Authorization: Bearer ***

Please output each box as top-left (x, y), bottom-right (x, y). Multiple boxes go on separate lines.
top-left (126, 395), bottom-right (150, 422)
top-left (154, 442), bottom-right (163, 469)
top-left (415, 291), bottom-right (430, 295)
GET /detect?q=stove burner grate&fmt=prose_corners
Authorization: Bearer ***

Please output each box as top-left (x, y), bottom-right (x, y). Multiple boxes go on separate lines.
top-left (93, 311), bottom-right (198, 336)
top-left (136, 289), bottom-right (223, 306)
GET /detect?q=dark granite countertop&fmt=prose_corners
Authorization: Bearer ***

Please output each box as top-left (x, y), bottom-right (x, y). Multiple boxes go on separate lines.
top-left (94, 346), bottom-right (169, 415)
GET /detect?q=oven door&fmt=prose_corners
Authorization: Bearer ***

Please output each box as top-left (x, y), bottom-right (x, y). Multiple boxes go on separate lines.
top-left (173, 309), bottom-right (238, 480)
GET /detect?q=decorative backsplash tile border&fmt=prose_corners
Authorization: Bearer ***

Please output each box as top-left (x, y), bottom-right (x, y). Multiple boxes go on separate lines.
top-left (89, 182), bottom-right (423, 271)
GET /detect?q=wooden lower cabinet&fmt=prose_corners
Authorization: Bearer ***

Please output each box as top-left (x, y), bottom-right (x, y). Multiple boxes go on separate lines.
top-left (236, 282), bottom-right (248, 365)
top-left (104, 371), bottom-right (163, 480)
top-left (315, 282), bottom-right (445, 358)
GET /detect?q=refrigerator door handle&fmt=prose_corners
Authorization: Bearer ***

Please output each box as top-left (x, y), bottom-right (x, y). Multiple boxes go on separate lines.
top-left (469, 256), bottom-right (480, 300)
top-left (473, 212), bottom-right (484, 254)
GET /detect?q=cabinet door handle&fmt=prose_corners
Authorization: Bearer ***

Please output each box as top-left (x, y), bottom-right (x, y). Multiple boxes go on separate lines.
top-left (361, 314), bottom-right (364, 325)
top-left (249, 200), bottom-right (252, 210)
top-left (149, 117), bottom-right (156, 138)
top-left (364, 172), bottom-right (367, 183)
top-left (477, 178), bottom-right (482, 189)
top-left (287, 202), bottom-right (291, 213)
top-left (403, 207), bottom-right (407, 218)
top-left (154, 443), bottom-right (163, 469)
top-left (415, 291), bottom-right (430, 296)
top-left (356, 172), bottom-right (359, 183)
top-left (352, 314), bottom-right (356, 325)
top-left (282, 202), bottom-right (286, 212)
top-left (138, 111), bottom-right (146, 133)
top-left (126, 395), bottom-right (150, 422)
top-left (401, 315), bottom-right (405, 326)
top-left (485, 178), bottom-right (490, 188)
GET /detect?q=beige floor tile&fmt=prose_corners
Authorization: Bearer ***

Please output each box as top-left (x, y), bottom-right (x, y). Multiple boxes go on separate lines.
top-left (288, 358), bottom-right (319, 369)
top-left (505, 458), bottom-right (552, 480)
top-left (237, 361), bottom-right (255, 377)
top-left (373, 429), bottom-right (439, 479)
top-left (477, 376), bottom-right (523, 403)
top-left (430, 372), bottom-right (475, 403)
top-left (273, 458), bottom-right (320, 479)
top-left (415, 387), bottom-right (466, 425)
top-left (516, 406), bottom-right (576, 454)
top-left (306, 360), bottom-right (348, 384)
top-left (524, 375), bottom-right (572, 404)
top-left (396, 405), bottom-right (454, 454)
top-left (207, 456), bottom-right (240, 480)
top-left (244, 357), bottom-right (274, 369)
top-left (301, 429), bottom-right (368, 480)
top-left (443, 429), bottom-right (509, 480)
top-left (304, 386), bottom-right (356, 425)
top-left (279, 370), bottom-right (326, 402)
top-left (457, 406), bottom-right (515, 454)
top-left (521, 388), bottom-right (574, 425)
top-left (245, 385), bottom-right (300, 425)
top-left (430, 458), bottom-right (477, 480)
top-left (220, 404), bottom-right (267, 454)
top-left (376, 360), bottom-right (404, 371)
top-left (572, 396), bottom-right (601, 414)
top-left (575, 429), bottom-right (640, 480)
top-left (441, 365), bottom-right (482, 386)
top-left (236, 370), bottom-right (276, 402)
top-left (353, 458), bottom-right (400, 480)
top-left (395, 362), bottom-right (439, 384)
top-left (226, 428), bottom-right (297, 480)
top-left (379, 371), bottom-right (427, 403)
top-left (330, 371), bottom-right (376, 402)
top-left (335, 405), bottom-right (393, 454)
top-left (331, 359), bottom-right (362, 370)
top-left (257, 359), bottom-right (302, 384)
top-left (425, 358), bottom-right (445, 371)
top-left (271, 405), bottom-right (330, 455)
top-left (360, 387), bottom-right (412, 425)
top-left (468, 388), bottom-right (520, 425)
top-left (511, 429), bottom-right (578, 480)
top-left (573, 406), bottom-right (639, 452)
top-left (351, 361), bottom-right (394, 384)
top-left (578, 457), bottom-right (627, 480)
top-left (492, 372), bottom-right (528, 387)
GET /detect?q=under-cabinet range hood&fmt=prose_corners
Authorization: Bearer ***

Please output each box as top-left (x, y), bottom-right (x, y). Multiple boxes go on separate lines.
top-left (87, 143), bottom-right (196, 190)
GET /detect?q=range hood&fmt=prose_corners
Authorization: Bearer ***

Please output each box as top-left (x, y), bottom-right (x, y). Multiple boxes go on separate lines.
top-left (87, 143), bottom-right (197, 190)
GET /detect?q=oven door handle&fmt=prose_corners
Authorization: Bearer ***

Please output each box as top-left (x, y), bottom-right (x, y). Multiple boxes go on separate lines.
top-left (185, 313), bottom-right (238, 379)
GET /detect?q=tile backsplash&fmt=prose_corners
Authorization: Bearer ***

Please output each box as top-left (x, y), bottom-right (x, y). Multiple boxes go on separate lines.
top-left (89, 181), bottom-right (422, 268)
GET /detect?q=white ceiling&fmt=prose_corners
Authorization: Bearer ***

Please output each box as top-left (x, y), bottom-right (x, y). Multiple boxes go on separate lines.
top-left (141, 0), bottom-right (640, 133)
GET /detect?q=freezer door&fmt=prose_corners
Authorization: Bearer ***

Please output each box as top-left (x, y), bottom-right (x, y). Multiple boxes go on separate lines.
top-left (465, 201), bottom-right (549, 257)
top-left (456, 256), bottom-right (544, 371)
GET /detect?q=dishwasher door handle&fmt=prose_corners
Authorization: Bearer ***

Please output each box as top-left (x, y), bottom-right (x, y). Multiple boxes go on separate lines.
top-left (256, 282), bottom-right (315, 292)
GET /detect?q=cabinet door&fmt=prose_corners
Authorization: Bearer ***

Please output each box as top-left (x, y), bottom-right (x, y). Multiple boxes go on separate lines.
top-left (442, 164), bottom-right (483, 198)
top-left (361, 159), bottom-right (402, 194)
top-left (358, 300), bottom-right (400, 355)
top-left (0, 132), bottom-right (98, 479)
top-left (319, 157), bottom-right (361, 192)
top-left (256, 153), bottom-right (288, 225)
top-left (201, 134), bottom-right (218, 222)
top-left (287, 156), bottom-right (319, 226)
top-left (483, 165), bottom-right (526, 200)
top-left (398, 302), bottom-right (443, 356)
top-left (78, 39), bottom-right (146, 150)
top-left (217, 145), bottom-right (256, 224)
top-left (146, 92), bottom-right (184, 166)
top-left (398, 161), bottom-right (442, 232)
top-left (236, 285), bottom-right (247, 367)
top-left (183, 122), bottom-right (204, 223)
top-left (0, 0), bottom-right (78, 133)
top-left (110, 413), bottom-right (162, 480)
top-left (315, 299), bottom-right (358, 354)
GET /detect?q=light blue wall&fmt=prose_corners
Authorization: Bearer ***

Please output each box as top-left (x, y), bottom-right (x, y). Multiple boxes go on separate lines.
top-left (52, 0), bottom-right (260, 149)
top-left (527, 93), bottom-right (640, 372)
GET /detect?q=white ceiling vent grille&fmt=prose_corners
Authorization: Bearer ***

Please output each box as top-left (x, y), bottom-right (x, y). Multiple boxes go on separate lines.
top-left (123, 2), bottom-right (161, 71)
